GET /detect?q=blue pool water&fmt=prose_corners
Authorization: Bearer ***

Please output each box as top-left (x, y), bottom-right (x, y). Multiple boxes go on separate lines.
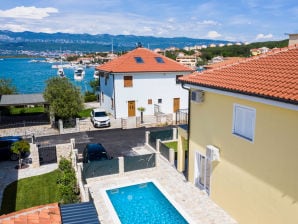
top-left (0, 58), bottom-right (95, 94)
top-left (106, 182), bottom-right (188, 224)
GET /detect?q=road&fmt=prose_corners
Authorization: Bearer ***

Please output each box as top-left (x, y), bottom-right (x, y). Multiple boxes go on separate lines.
top-left (35, 126), bottom-right (172, 157)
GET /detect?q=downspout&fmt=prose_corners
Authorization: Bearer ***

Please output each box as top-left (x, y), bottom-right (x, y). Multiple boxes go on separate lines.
top-left (181, 83), bottom-right (191, 179)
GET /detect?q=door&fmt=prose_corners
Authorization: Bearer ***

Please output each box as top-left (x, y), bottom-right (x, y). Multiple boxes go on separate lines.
top-left (128, 100), bottom-right (135, 117)
top-left (173, 98), bottom-right (180, 112)
top-left (194, 151), bottom-right (211, 194)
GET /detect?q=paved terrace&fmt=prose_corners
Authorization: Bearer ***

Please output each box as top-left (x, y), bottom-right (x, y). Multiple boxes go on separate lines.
top-left (87, 156), bottom-right (237, 224)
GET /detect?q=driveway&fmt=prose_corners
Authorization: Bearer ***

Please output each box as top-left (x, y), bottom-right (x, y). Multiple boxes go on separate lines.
top-left (35, 126), bottom-right (173, 157)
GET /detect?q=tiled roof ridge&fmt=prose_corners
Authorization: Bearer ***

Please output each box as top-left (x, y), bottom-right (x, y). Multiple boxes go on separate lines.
top-left (207, 44), bottom-right (298, 72)
top-left (0, 203), bottom-right (60, 220)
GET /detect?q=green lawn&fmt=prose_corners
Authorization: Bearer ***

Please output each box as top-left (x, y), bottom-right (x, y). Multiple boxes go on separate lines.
top-left (9, 106), bottom-right (45, 115)
top-left (164, 139), bottom-right (188, 152)
top-left (0, 170), bottom-right (60, 215)
top-left (77, 108), bottom-right (92, 118)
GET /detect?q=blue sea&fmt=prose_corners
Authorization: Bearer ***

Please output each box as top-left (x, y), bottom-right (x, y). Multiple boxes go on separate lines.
top-left (0, 58), bottom-right (95, 94)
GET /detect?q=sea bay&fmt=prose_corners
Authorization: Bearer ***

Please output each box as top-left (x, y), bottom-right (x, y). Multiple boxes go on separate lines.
top-left (0, 58), bottom-right (95, 94)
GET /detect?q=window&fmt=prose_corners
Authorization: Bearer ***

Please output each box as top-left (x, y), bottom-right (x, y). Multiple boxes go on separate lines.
top-left (232, 104), bottom-right (256, 141)
top-left (111, 98), bottom-right (114, 109)
top-left (176, 75), bottom-right (183, 84)
top-left (124, 76), bottom-right (133, 87)
top-left (148, 99), bottom-right (152, 104)
top-left (134, 57), bottom-right (144, 63)
top-left (158, 99), bottom-right (162, 104)
top-left (155, 57), bottom-right (165, 63)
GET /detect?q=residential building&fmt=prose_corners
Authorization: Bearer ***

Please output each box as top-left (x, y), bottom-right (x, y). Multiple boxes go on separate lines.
top-left (95, 47), bottom-right (194, 118)
top-left (176, 54), bottom-right (198, 69)
top-left (289, 33), bottom-right (298, 46)
top-left (178, 46), bottom-right (298, 224)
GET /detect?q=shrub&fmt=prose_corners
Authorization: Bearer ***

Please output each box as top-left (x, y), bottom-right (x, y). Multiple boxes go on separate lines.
top-left (56, 157), bottom-right (80, 204)
top-left (84, 91), bottom-right (97, 102)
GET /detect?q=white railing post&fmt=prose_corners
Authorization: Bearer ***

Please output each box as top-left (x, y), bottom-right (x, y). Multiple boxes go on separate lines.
top-left (119, 157), bottom-right (124, 175)
top-left (169, 148), bottom-right (175, 166)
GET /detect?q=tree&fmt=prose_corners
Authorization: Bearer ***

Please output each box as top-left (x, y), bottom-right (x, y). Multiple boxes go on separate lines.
top-left (44, 77), bottom-right (84, 120)
top-left (137, 107), bottom-right (146, 123)
top-left (11, 140), bottom-right (30, 169)
top-left (0, 78), bottom-right (17, 95)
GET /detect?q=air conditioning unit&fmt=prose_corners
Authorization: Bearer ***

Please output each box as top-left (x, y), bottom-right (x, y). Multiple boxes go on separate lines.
top-left (206, 145), bottom-right (220, 161)
top-left (191, 90), bottom-right (204, 103)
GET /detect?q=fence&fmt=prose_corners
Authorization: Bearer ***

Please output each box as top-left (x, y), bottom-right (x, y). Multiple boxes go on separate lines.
top-left (124, 153), bottom-right (156, 172)
top-left (175, 109), bottom-right (188, 125)
top-left (82, 158), bottom-right (119, 179)
top-left (0, 114), bottom-right (50, 129)
top-left (148, 128), bottom-right (176, 149)
top-left (38, 145), bottom-right (57, 165)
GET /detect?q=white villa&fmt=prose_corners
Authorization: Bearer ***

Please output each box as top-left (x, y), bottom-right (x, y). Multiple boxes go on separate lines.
top-left (95, 47), bottom-right (194, 119)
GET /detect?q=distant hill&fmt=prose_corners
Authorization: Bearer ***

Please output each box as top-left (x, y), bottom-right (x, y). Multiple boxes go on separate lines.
top-left (0, 30), bottom-right (232, 55)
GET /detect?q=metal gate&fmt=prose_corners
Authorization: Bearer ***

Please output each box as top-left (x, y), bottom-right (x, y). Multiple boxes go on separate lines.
top-left (38, 146), bottom-right (57, 165)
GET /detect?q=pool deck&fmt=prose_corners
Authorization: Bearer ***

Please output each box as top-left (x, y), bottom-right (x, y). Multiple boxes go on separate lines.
top-left (86, 155), bottom-right (237, 224)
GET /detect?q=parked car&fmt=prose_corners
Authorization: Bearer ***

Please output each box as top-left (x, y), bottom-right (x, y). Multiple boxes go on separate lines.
top-left (90, 108), bottom-right (110, 128)
top-left (83, 143), bottom-right (111, 163)
top-left (0, 136), bottom-right (30, 161)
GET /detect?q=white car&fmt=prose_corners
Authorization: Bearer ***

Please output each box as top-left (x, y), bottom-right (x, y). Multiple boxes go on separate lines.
top-left (90, 109), bottom-right (111, 128)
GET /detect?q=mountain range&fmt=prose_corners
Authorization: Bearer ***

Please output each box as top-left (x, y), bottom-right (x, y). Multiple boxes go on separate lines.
top-left (0, 30), bottom-right (233, 55)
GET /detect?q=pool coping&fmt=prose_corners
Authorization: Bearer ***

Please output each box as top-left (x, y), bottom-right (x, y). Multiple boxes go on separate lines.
top-left (100, 178), bottom-right (195, 224)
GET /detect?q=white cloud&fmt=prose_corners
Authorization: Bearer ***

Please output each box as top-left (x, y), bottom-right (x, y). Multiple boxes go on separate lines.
top-left (207, 31), bottom-right (222, 38)
top-left (0, 6), bottom-right (58, 20)
top-left (197, 20), bottom-right (219, 26)
top-left (256, 33), bottom-right (273, 40)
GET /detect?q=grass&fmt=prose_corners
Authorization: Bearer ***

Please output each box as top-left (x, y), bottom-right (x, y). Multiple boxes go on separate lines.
top-left (164, 139), bottom-right (188, 152)
top-left (9, 106), bottom-right (45, 115)
top-left (77, 108), bottom-right (92, 118)
top-left (0, 170), bottom-right (60, 215)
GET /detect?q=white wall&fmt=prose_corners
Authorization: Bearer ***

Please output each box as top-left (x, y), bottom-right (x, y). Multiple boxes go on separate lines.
top-left (111, 72), bottom-right (189, 118)
top-left (99, 74), bottom-right (115, 117)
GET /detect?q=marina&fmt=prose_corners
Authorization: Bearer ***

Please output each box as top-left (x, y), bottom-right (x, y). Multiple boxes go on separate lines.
top-left (0, 58), bottom-right (97, 94)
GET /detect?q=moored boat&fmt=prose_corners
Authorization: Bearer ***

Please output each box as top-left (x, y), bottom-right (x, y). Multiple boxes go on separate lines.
top-left (74, 66), bottom-right (85, 81)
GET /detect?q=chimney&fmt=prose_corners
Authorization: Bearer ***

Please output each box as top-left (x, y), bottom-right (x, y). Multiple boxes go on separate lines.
top-left (288, 34), bottom-right (298, 46)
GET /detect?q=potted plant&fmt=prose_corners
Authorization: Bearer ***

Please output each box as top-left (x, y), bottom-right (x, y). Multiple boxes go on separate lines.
top-left (137, 107), bottom-right (146, 123)
top-left (11, 140), bottom-right (30, 169)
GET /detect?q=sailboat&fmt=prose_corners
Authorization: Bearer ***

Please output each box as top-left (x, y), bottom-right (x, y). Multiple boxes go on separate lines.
top-left (57, 54), bottom-right (65, 78)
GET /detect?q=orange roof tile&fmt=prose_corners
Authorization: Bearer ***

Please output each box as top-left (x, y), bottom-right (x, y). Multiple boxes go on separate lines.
top-left (96, 47), bottom-right (194, 73)
top-left (0, 203), bottom-right (61, 224)
top-left (180, 46), bottom-right (298, 104)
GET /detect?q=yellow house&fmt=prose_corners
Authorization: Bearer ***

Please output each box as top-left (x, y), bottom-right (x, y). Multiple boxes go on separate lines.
top-left (178, 46), bottom-right (298, 224)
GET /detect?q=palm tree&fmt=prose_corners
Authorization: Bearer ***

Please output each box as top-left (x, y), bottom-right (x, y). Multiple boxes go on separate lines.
top-left (137, 107), bottom-right (146, 123)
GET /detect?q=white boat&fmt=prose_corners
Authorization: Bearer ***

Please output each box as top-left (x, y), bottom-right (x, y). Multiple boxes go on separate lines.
top-left (57, 66), bottom-right (65, 78)
top-left (93, 70), bottom-right (100, 79)
top-left (74, 67), bottom-right (85, 81)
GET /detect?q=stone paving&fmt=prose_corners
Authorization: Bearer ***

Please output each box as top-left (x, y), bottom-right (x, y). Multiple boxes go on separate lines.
top-left (87, 156), bottom-right (237, 224)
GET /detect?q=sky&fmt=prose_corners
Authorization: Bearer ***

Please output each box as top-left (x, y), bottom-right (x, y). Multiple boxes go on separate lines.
top-left (0, 0), bottom-right (297, 42)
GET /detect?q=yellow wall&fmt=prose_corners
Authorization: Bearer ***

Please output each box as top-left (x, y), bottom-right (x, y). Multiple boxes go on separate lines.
top-left (187, 91), bottom-right (298, 224)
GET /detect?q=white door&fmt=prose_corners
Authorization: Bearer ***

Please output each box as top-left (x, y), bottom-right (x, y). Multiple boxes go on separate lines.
top-left (194, 151), bottom-right (211, 194)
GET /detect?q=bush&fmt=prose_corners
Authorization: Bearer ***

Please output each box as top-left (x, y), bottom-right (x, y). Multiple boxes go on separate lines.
top-left (56, 157), bottom-right (80, 204)
top-left (84, 91), bottom-right (97, 102)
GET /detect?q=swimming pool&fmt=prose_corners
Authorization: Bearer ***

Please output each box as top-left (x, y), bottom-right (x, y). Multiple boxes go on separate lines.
top-left (106, 181), bottom-right (188, 224)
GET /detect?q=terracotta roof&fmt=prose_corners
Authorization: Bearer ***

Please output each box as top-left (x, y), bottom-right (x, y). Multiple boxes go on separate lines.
top-left (204, 57), bottom-right (244, 69)
top-left (0, 203), bottom-right (61, 224)
top-left (96, 47), bottom-right (193, 73)
top-left (180, 46), bottom-right (298, 104)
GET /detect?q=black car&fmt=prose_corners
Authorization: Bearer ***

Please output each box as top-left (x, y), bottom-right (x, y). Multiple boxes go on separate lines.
top-left (0, 136), bottom-right (30, 161)
top-left (83, 143), bottom-right (111, 163)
